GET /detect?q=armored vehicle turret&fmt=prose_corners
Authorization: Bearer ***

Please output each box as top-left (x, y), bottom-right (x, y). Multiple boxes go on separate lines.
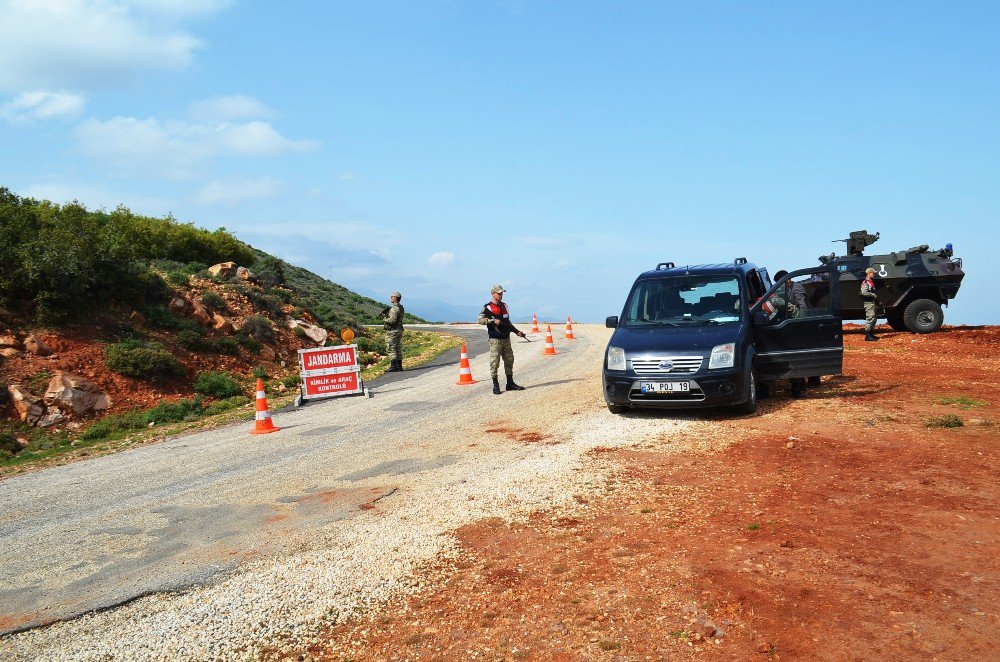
top-left (818, 230), bottom-right (964, 333)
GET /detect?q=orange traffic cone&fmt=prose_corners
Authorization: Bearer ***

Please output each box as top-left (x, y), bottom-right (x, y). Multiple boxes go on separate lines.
top-left (455, 343), bottom-right (478, 385)
top-left (543, 324), bottom-right (558, 355)
top-left (565, 316), bottom-right (576, 340)
top-left (250, 378), bottom-right (280, 434)
top-left (531, 313), bottom-right (540, 333)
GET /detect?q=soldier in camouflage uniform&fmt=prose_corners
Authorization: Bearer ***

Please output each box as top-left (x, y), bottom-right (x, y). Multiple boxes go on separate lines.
top-left (477, 284), bottom-right (527, 395)
top-left (860, 267), bottom-right (879, 341)
top-left (381, 292), bottom-right (405, 371)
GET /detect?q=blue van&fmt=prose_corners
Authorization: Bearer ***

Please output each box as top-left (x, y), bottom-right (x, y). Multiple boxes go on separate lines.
top-left (602, 260), bottom-right (843, 415)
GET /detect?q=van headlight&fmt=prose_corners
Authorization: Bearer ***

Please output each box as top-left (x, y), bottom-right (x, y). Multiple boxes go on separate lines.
top-left (709, 343), bottom-right (735, 369)
top-left (606, 346), bottom-right (626, 370)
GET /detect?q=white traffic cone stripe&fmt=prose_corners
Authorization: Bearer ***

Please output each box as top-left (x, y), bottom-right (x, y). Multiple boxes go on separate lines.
top-left (255, 411), bottom-right (271, 420)
top-left (256, 390), bottom-right (266, 399)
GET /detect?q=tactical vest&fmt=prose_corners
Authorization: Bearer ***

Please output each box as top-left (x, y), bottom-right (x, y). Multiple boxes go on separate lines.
top-left (483, 301), bottom-right (511, 339)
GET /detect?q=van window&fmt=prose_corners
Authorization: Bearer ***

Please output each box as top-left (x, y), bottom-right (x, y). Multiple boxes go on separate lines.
top-left (761, 273), bottom-right (833, 324)
top-left (624, 276), bottom-right (742, 326)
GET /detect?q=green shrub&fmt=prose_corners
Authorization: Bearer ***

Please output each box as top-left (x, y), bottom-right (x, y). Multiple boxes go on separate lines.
top-left (201, 290), bottom-right (227, 312)
top-left (145, 397), bottom-right (204, 424)
top-left (245, 290), bottom-right (284, 317)
top-left (80, 399), bottom-right (205, 441)
top-left (356, 336), bottom-right (379, 352)
top-left (251, 365), bottom-right (267, 379)
top-left (140, 304), bottom-right (201, 333)
top-left (204, 395), bottom-right (251, 416)
top-left (237, 334), bottom-right (261, 354)
top-left (926, 414), bottom-right (963, 428)
top-left (0, 433), bottom-right (21, 459)
top-left (105, 340), bottom-right (183, 380)
top-left (282, 373), bottom-right (301, 389)
top-left (254, 255), bottom-right (286, 288)
top-left (205, 336), bottom-right (239, 355)
top-left (242, 315), bottom-right (274, 342)
top-left (265, 287), bottom-right (294, 304)
top-left (176, 329), bottom-right (205, 351)
top-left (193, 371), bottom-right (242, 398)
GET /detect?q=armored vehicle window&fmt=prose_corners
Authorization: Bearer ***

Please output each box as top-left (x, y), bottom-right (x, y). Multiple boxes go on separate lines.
top-left (624, 276), bottom-right (742, 327)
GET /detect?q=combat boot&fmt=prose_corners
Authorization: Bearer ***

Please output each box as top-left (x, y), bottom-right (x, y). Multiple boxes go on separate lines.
top-left (387, 360), bottom-right (402, 372)
top-left (492, 377), bottom-right (502, 395)
top-left (505, 376), bottom-right (525, 391)
top-left (865, 334), bottom-right (879, 342)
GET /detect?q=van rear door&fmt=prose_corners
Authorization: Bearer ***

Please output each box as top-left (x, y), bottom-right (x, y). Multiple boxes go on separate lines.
top-left (749, 266), bottom-right (843, 381)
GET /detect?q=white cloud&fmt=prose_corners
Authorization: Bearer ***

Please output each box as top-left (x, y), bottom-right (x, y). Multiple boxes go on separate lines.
top-left (553, 257), bottom-right (574, 269)
top-left (0, 0), bottom-right (231, 92)
top-left (428, 251), bottom-right (455, 267)
top-left (74, 116), bottom-right (318, 178)
top-left (1, 90), bottom-right (85, 122)
top-left (194, 177), bottom-right (285, 206)
top-left (241, 220), bottom-right (403, 262)
top-left (188, 95), bottom-right (274, 121)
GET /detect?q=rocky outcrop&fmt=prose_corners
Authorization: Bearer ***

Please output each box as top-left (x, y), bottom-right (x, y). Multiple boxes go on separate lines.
top-left (236, 266), bottom-right (257, 283)
top-left (8, 385), bottom-right (45, 425)
top-left (168, 295), bottom-right (191, 316)
top-left (44, 374), bottom-right (112, 416)
top-left (288, 319), bottom-right (328, 345)
top-left (212, 314), bottom-right (235, 335)
top-left (191, 300), bottom-right (213, 326)
top-left (208, 262), bottom-right (238, 278)
top-left (24, 334), bottom-right (52, 356)
top-left (37, 410), bottom-right (67, 428)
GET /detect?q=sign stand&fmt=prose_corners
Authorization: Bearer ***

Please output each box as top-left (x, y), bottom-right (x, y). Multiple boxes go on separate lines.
top-left (296, 344), bottom-right (365, 405)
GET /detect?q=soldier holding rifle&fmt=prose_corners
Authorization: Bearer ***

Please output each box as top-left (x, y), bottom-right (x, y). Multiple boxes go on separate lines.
top-left (477, 284), bottom-right (527, 395)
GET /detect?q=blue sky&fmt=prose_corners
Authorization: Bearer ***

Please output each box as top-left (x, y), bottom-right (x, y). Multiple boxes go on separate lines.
top-left (1, 1), bottom-right (996, 323)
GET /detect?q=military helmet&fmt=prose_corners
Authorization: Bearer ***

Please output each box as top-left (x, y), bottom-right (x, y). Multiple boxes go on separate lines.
top-left (491, 284), bottom-right (506, 294)
top-left (390, 291), bottom-right (402, 299)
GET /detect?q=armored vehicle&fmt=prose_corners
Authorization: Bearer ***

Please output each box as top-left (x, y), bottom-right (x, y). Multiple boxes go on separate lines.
top-left (818, 230), bottom-right (964, 334)
top-left (603, 259), bottom-right (842, 415)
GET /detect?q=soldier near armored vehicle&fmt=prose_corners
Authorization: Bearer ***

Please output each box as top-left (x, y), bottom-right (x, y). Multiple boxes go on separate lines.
top-left (380, 291), bottom-right (405, 372)
top-left (861, 268), bottom-right (879, 341)
top-left (477, 284), bottom-right (527, 395)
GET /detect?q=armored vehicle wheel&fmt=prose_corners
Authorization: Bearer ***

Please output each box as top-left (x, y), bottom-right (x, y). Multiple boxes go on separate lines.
top-left (607, 403), bottom-right (629, 415)
top-left (903, 298), bottom-right (944, 334)
top-left (886, 313), bottom-right (908, 332)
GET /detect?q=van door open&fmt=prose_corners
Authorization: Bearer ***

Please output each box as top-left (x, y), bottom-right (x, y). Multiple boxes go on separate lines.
top-left (749, 265), bottom-right (843, 381)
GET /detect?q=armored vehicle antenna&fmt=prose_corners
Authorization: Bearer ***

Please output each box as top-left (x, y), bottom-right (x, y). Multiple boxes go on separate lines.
top-left (833, 230), bottom-right (880, 256)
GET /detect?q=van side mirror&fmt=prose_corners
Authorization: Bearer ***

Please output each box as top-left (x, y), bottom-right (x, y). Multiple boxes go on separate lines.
top-left (605, 316), bottom-right (619, 328)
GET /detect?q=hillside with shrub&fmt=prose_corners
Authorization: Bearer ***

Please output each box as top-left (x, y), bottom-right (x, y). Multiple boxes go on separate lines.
top-left (0, 187), bottom-right (439, 469)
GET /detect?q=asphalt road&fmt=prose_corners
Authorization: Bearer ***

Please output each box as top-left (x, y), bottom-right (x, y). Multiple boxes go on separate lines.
top-left (0, 323), bottom-right (549, 637)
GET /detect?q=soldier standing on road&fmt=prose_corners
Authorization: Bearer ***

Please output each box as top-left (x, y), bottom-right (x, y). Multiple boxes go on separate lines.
top-left (478, 284), bottom-right (527, 395)
top-left (380, 292), bottom-right (405, 372)
top-left (861, 267), bottom-right (879, 342)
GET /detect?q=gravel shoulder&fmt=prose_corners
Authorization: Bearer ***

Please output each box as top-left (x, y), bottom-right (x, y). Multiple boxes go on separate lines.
top-left (1, 324), bottom-right (686, 659)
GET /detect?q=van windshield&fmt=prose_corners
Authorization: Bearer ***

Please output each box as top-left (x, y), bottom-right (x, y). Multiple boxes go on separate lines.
top-left (623, 276), bottom-right (742, 327)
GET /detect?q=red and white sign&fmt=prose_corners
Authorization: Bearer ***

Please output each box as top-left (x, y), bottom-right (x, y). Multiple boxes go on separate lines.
top-left (303, 372), bottom-right (362, 398)
top-left (299, 345), bottom-right (359, 375)
top-left (298, 344), bottom-right (363, 400)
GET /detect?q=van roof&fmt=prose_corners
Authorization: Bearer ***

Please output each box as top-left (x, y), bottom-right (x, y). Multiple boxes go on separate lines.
top-left (637, 261), bottom-right (759, 280)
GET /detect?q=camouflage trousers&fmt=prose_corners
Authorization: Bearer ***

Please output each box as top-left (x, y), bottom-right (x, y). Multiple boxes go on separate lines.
top-left (488, 338), bottom-right (515, 378)
top-left (386, 329), bottom-right (403, 363)
top-left (864, 302), bottom-right (877, 335)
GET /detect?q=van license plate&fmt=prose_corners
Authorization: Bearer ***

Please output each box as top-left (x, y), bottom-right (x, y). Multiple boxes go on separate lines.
top-left (640, 381), bottom-right (690, 394)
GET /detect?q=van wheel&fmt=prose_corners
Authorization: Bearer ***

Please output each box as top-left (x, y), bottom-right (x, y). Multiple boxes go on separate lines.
top-left (607, 403), bottom-right (629, 415)
top-left (903, 298), bottom-right (944, 334)
top-left (734, 368), bottom-right (758, 415)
